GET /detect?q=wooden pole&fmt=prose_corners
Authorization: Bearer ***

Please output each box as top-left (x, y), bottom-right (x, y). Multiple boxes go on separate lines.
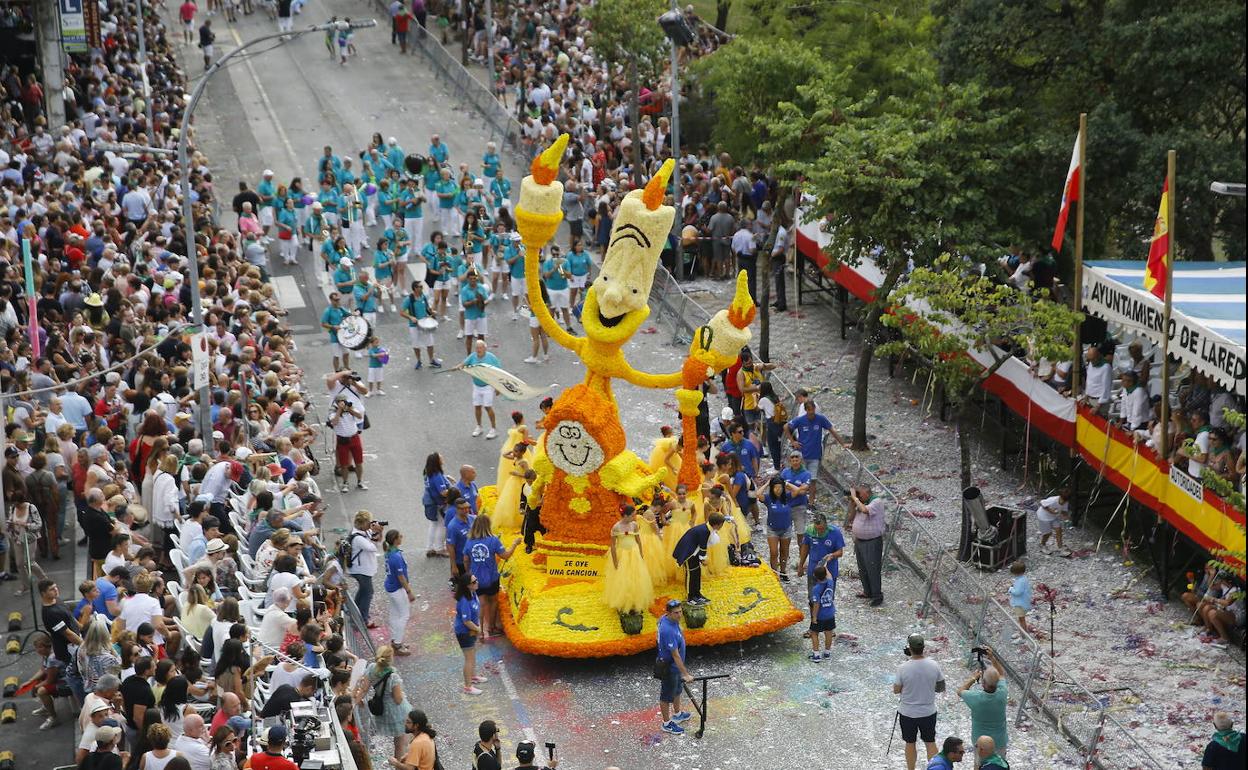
top-left (1159, 150), bottom-right (1176, 458)
top-left (1070, 113), bottom-right (1087, 401)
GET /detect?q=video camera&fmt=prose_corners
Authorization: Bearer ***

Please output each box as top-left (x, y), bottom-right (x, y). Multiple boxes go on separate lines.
top-left (970, 646), bottom-right (989, 671)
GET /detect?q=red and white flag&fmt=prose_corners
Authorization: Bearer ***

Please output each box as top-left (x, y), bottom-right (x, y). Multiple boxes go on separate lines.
top-left (1051, 129), bottom-right (1082, 252)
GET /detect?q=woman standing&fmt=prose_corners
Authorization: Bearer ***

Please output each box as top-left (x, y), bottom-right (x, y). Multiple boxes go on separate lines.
top-left (277, 197), bottom-right (299, 265)
top-left (422, 453), bottom-right (452, 558)
top-left (452, 573), bottom-right (486, 695)
top-left (5, 494), bottom-right (45, 589)
top-left (356, 646), bottom-right (411, 760)
top-left (758, 477), bottom-right (794, 582)
top-left (462, 517), bottom-right (520, 639)
top-left (602, 506), bottom-right (653, 616)
top-left (382, 530), bottom-right (415, 655)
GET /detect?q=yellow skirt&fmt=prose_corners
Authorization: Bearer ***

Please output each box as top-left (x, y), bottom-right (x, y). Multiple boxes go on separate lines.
top-left (638, 519), bottom-right (670, 587)
top-left (603, 535), bottom-right (653, 614)
top-left (662, 511), bottom-right (692, 579)
top-left (647, 436), bottom-right (680, 491)
top-left (492, 474), bottom-right (523, 532)
top-left (495, 427), bottom-right (524, 489)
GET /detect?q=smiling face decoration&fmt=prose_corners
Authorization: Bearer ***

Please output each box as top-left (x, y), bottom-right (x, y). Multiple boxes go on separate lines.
top-left (547, 420), bottom-right (606, 475)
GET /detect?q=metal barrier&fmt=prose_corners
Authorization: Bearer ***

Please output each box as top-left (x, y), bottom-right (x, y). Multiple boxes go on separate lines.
top-left (646, 268), bottom-right (1166, 770)
top-left (340, 593), bottom-right (378, 748)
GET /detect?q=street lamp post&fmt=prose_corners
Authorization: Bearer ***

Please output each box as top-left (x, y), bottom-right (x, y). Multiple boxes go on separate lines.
top-left (177, 19), bottom-right (376, 441)
top-left (135, 0), bottom-right (156, 146)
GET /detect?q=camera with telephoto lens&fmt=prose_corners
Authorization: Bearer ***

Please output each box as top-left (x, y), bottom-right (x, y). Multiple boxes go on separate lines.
top-left (375, 520), bottom-right (390, 527)
top-left (289, 715), bottom-right (321, 766)
top-left (971, 646), bottom-right (989, 670)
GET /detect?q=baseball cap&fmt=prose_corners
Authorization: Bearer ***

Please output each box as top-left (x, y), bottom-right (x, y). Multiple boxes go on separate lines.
top-left (234, 446), bottom-right (254, 460)
top-left (262, 169), bottom-right (274, 176)
top-left (907, 633), bottom-right (925, 653)
top-left (665, 599), bottom-right (683, 610)
top-left (720, 406), bottom-right (734, 421)
top-left (515, 740), bottom-right (536, 762)
top-left (263, 724), bottom-right (288, 746)
top-left (95, 725), bottom-right (120, 744)
top-left (339, 257), bottom-right (352, 267)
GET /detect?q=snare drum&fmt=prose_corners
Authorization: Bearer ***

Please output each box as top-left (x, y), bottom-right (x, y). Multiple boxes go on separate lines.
top-left (416, 316), bottom-right (439, 331)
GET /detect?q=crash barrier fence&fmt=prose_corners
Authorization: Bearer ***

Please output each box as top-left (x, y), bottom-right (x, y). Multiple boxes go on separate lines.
top-left (648, 267), bottom-right (1166, 770)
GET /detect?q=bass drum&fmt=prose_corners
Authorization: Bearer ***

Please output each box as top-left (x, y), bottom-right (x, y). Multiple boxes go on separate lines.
top-left (337, 313), bottom-right (372, 350)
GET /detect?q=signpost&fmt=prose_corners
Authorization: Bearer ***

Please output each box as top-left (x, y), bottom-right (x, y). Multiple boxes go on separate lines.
top-left (59, 0), bottom-right (87, 53)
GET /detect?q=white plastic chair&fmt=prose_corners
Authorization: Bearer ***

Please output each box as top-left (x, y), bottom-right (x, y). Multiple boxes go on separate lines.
top-left (169, 549), bottom-right (191, 576)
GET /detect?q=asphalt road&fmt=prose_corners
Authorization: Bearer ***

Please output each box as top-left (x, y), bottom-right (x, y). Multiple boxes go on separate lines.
top-left (187, 7), bottom-right (1026, 769)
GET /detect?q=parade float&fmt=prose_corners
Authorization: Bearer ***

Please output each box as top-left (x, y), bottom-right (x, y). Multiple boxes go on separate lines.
top-left (477, 135), bottom-right (803, 658)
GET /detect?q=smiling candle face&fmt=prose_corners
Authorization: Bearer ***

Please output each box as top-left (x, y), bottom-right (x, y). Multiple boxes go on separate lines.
top-left (547, 420), bottom-right (606, 475)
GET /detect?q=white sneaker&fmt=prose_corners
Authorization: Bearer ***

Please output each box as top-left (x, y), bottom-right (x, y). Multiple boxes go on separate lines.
top-left (390, 304), bottom-right (397, 312)
top-left (523, 356), bottom-right (538, 364)
top-left (462, 686), bottom-right (483, 696)
top-left (39, 716), bottom-right (60, 731)
top-left (472, 426), bottom-right (482, 437)
top-left (364, 392), bottom-right (372, 398)
top-left (511, 312), bottom-right (519, 321)
top-left (32, 706), bottom-right (48, 717)
top-left (456, 330), bottom-right (464, 339)
top-left (542, 354), bottom-right (550, 363)
top-left (376, 388), bottom-right (386, 396)
top-left (485, 429), bottom-right (497, 440)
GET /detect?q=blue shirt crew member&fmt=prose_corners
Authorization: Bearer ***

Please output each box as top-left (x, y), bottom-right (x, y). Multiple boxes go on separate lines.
top-left (780, 451), bottom-right (813, 533)
top-left (808, 565), bottom-right (837, 660)
top-left (428, 136), bottom-right (449, 165)
top-left (459, 271), bottom-right (491, 348)
top-left (784, 399), bottom-right (844, 507)
top-left (481, 145), bottom-right (500, 179)
top-left (721, 424), bottom-right (761, 479)
top-left (382, 530), bottom-right (415, 654)
top-left (320, 292), bottom-right (350, 371)
top-left (655, 599), bottom-right (694, 735)
top-left (799, 511), bottom-right (845, 612)
top-left (445, 498), bottom-right (476, 578)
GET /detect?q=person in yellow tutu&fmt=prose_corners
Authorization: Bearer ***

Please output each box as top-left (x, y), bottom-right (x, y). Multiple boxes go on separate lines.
top-left (662, 483), bottom-right (696, 578)
top-left (702, 485), bottom-right (743, 576)
top-left (603, 506), bottom-right (653, 615)
top-left (492, 411), bottom-right (530, 532)
top-left (636, 501), bottom-right (670, 588)
top-left (647, 426), bottom-right (681, 490)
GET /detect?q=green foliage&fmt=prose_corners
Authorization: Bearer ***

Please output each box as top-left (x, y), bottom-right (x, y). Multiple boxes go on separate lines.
top-left (877, 255), bottom-right (1083, 396)
top-left (763, 71), bottom-right (1024, 270)
top-left (1201, 406), bottom-right (1246, 578)
top-left (934, 0), bottom-right (1247, 262)
top-left (689, 37), bottom-right (829, 162)
top-left (584, 0), bottom-right (668, 74)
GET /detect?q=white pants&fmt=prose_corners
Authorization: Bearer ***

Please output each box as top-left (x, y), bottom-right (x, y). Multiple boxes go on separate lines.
top-left (404, 216), bottom-right (424, 254)
top-left (279, 237), bottom-right (298, 263)
top-left (365, 196), bottom-right (377, 226)
top-left (380, 213), bottom-right (393, 233)
top-left (295, 206), bottom-right (309, 231)
top-left (427, 517), bottom-right (446, 552)
top-left (277, 15), bottom-right (293, 31)
top-left (386, 588), bottom-right (410, 645)
top-left (436, 207), bottom-right (456, 236)
top-left (347, 219), bottom-right (367, 255)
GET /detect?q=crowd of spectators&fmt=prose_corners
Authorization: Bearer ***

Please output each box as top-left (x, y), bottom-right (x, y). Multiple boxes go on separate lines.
top-left (0, 1), bottom-right (388, 768)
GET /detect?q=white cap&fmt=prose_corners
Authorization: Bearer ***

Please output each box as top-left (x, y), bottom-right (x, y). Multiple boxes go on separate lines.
top-left (262, 169), bottom-right (274, 176)
top-left (387, 136), bottom-right (397, 145)
top-left (234, 446), bottom-right (253, 460)
top-left (339, 257), bottom-right (352, 267)
top-left (720, 406), bottom-right (734, 421)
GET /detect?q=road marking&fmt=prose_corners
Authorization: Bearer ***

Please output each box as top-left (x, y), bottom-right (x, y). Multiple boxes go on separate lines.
top-left (229, 26), bottom-right (300, 172)
top-left (495, 658), bottom-right (538, 742)
top-left (271, 274), bottom-right (305, 309)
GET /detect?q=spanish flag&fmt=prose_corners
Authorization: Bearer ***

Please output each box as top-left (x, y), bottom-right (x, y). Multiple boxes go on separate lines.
top-left (1143, 179), bottom-right (1170, 299)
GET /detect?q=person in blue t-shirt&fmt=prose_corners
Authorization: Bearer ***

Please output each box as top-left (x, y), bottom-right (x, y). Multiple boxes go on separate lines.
top-left (721, 423), bottom-right (762, 479)
top-left (446, 498), bottom-right (476, 582)
top-left (565, 237), bottom-right (593, 309)
top-left (780, 451), bottom-right (813, 534)
top-left (541, 247), bottom-right (574, 330)
top-left (758, 476), bottom-right (794, 582)
top-left (93, 570), bottom-right (125, 619)
top-left (382, 529), bottom-right (415, 655)
top-left (784, 400), bottom-right (845, 507)
top-left (452, 572), bottom-right (486, 695)
top-left (462, 516), bottom-right (521, 640)
top-left (422, 452), bottom-right (454, 556)
top-left (399, 281), bottom-right (441, 369)
top-left (798, 512), bottom-right (845, 615)
top-left (656, 599), bottom-right (694, 735)
top-left (481, 142), bottom-right (500, 180)
top-left (808, 565), bottom-right (837, 661)
top-left (320, 292), bottom-right (350, 372)
top-left (489, 168), bottom-right (512, 214)
top-left (365, 335), bottom-right (387, 397)
top-left (504, 236), bottom-right (526, 316)
top-left (458, 269), bottom-right (491, 354)
top-left (456, 338), bottom-right (501, 439)
top-left (428, 135), bottom-right (449, 165)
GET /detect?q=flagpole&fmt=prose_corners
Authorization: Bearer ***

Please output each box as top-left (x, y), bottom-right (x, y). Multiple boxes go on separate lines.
top-left (21, 238), bottom-right (40, 358)
top-left (1159, 150), bottom-right (1176, 458)
top-left (1070, 114), bottom-right (1086, 409)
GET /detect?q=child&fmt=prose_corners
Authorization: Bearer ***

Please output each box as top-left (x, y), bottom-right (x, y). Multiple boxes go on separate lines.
top-left (808, 565), bottom-right (836, 661)
top-left (1008, 560), bottom-right (1032, 635)
top-left (75, 580), bottom-right (98, 628)
top-left (366, 335), bottom-right (388, 396)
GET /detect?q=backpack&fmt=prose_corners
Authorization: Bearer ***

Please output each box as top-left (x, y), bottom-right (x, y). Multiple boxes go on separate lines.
top-left (335, 532), bottom-right (365, 569)
top-left (367, 670), bottom-right (391, 716)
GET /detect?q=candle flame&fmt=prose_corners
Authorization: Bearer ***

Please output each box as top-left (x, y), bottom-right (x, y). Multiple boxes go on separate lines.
top-left (727, 270), bottom-right (756, 329)
top-left (530, 133), bottom-right (569, 186)
top-left (642, 158), bottom-right (675, 211)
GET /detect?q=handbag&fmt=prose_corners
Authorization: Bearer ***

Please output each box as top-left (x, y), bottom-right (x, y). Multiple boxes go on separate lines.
top-left (367, 670), bottom-right (391, 716)
top-left (652, 657), bottom-right (671, 680)
top-left (362, 414), bottom-right (371, 430)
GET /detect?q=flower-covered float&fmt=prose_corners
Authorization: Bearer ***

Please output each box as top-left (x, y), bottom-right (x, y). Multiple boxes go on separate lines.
top-left (479, 135), bottom-right (803, 658)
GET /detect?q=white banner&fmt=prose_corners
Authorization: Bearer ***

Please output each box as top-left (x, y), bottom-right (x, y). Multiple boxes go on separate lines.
top-left (1082, 267), bottom-right (1246, 396)
top-left (191, 332), bottom-right (210, 391)
top-left (463, 364), bottom-right (548, 401)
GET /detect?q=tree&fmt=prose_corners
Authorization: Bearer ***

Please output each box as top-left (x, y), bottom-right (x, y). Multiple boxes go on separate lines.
top-left (877, 256), bottom-right (1083, 489)
top-left (762, 70), bottom-right (1026, 450)
top-left (584, 0), bottom-right (668, 187)
top-left (934, 0), bottom-right (1246, 262)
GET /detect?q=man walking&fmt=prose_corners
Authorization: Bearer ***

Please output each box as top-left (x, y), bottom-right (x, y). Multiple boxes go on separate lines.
top-left (454, 339), bottom-right (500, 439)
top-left (671, 512), bottom-right (725, 605)
top-left (784, 399), bottom-right (844, 506)
top-left (655, 599), bottom-right (694, 736)
top-left (894, 633), bottom-right (945, 770)
top-left (847, 484), bottom-right (886, 607)
top-left (399, 280), bottom-right (441, 369)
top-left (198, 18), bottom-right (215, 68)
top-left (957, 645), bottom-right (1007, 764)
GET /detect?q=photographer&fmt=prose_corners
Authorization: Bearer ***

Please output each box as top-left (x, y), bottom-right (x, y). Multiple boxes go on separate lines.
top-left (513, 739), bottom-right (558, 769)
top-left (327, 374), bottom-right (367, 492)
top-left (847, 484), bottom-right (886, 607)
top-left (957, 645), bottom-right (1008, 765)
top-left (347, 511), bottom-right (384, 629)
top-left (893, 633), bottom-right (945, 770)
